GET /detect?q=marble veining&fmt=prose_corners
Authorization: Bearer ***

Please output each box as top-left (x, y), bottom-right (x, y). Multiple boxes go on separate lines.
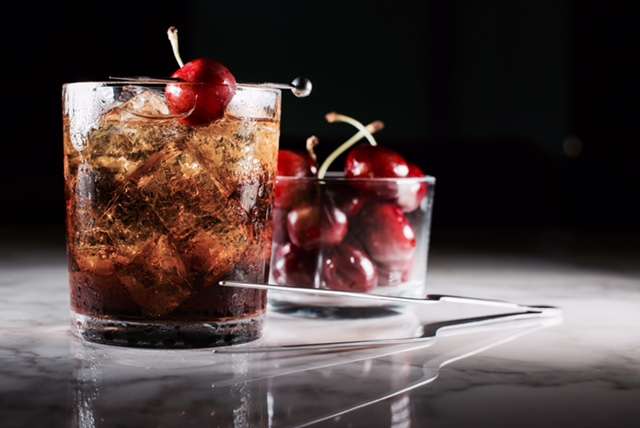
top-left (1, 249), bottom-right (639, 427)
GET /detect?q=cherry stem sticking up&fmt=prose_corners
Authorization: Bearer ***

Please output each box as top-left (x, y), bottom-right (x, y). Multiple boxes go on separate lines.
top-left (317, 114), bottom-right (384, 179)
top-left (167, 26), bottom-right (185, 68)
top-left (306, 135), bottom-right (320, 164)
top-left (326, 112), bottom-right (380, 147)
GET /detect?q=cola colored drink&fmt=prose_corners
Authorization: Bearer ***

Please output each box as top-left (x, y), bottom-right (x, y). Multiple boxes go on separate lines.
top-left (63, 82), bottom-right (280, 347)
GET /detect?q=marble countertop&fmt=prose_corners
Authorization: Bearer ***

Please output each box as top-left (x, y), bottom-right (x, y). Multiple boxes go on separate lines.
top-left (1, 246), bottom-right (639, 427)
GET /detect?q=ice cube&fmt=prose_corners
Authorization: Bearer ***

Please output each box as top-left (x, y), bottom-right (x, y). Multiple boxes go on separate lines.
top-left (187, 115), bottom-right (278, 193)
top-left (86, 128), bottom-right (183, 183)
top-left (73, 245), bottom-right (117, 277)
top-left (127, 141), bottom-right (244, 236)
top-left (69, 159), bottom-right (164, 273)
top-left (102, 87), bottom-right (171, 123)
top-left (73, 89), bottom-right (186, 184)
top-left (64, 85), bottom-right (173, 155)
top-left (71, 211), bottom-right (157, 277)
top-left (182, 226), bottom-right (251, 287)
top-left (226, 86), bottom-right (280, 121)
top-left (64, 83), bottom-right (118, 151)
top-left (117, 234), bottom-right (192, 317)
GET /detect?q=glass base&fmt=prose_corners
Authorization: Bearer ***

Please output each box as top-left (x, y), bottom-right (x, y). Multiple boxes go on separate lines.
top-left (268, 299), bottom-right (405, 319)
top-left (267, 283), bottom-right (424, 319)
top-left (71, 312), bottom-right (263, 349)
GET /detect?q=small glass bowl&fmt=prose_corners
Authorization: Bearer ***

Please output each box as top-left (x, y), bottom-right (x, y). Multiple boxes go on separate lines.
top-left (268, 173), bottom-right (435, 314)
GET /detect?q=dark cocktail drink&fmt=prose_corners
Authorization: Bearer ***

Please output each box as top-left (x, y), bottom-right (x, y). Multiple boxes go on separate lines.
top-left (63, 82), bottom-right (280, 347)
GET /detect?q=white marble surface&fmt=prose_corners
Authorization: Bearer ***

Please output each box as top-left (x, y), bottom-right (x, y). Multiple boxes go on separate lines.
top-left (1, 247), bottom-right (639, 427)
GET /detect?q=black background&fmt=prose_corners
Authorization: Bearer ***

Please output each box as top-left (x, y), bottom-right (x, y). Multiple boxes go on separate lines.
top-left (3, 1), bottom-right (639, 253)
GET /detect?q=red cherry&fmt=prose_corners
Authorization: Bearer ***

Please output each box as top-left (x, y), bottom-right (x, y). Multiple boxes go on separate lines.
top-left (321, 180), bottom-right (367, 218)
top-left (277, 150), bottom-right (316, 177)
top-left (337, 192), bottom-right (367, 217)
top-left (274, 150), bottom-right (316, 209)
top-left (271, 208), bottom-right (289, 244)
top-left (165, 58), bottom-right (237, 126)
top-left (320, 244), bottom-right (378, 292)
top-left (357, 203), bottom-right (416, 268)
top-left (344, 145), bottom-right (409, 199)
top-left (271, 243), bottom-right (318, 287)
top-left (408, 163), bottom-right (428, 196)
top-left (345, 145), bottom-right (409, 180)
top-left (396, 163), bottom-right (428, 212)
top-left (287, 203), bottom-right (348, 250)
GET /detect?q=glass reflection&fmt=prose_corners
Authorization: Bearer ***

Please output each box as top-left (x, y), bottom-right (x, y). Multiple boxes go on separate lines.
top-left (70, 310), bottom-right (558, 427)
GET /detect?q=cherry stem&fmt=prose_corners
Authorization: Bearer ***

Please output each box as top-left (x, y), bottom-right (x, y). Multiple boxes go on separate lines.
top-left (326, 112), bottom-right (380, 147)
top-left (317, 118), bottom-right (384, 179)
top-left (306, 136), bottom-right (319, 164)
top-left (167, 26), bottom-right (185, 68)
top-left (307, 135), bottom-right (320, 174)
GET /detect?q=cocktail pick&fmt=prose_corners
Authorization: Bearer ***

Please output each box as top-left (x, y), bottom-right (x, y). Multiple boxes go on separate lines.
top-left (108, 76), bottom-right (312, 97)
top-left (218, 280), bottom-right (561, 353)
top-left (242, 77), bottom-right (313, 97)
top-left (219, 281), bottom-right (559, 316)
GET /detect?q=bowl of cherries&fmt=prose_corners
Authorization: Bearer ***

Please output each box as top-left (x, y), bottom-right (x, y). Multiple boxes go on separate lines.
top-left (269, 113), bottom-right (435, 311)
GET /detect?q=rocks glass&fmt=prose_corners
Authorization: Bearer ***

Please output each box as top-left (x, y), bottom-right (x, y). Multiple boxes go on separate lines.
top-left (63, 82), bottom-right (280, 347)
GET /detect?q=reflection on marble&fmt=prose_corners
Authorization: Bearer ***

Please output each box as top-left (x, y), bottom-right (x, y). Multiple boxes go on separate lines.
top-left (64, 315), bottom-right (552, 428)
top-left (1, 250), bottom-right (640, 427)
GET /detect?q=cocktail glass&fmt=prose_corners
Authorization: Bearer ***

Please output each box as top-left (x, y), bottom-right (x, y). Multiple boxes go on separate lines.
top-left (62, 82), bottom-right (280, 347)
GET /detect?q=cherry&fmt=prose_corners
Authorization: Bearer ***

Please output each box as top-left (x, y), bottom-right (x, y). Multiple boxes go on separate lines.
top-left (396, 163), bottom-right (428, 212)
top-left (271, 243), bottom-right (318, 287)
top-left (345, 145), bottom-right (409, 180)
top-left (271, 208), bottom-right (289, 244)
top-left (165, 27), bottom-right (236, 126)
top-left (317, 113), bottom-right (384, 179)
top-left (344, 145), bottom-right (409, 199)
top-left (277, 150), bottom-right (316, 177)
top-left (275, 151), bottom-right (313, 209)
top-left (320, 244), bottom-right (378, 292)
top-left (274, 137), bottom-right (318, 209)
top-left (165, 59), bottom-right (236, 126)
top-left (323, 180), bottom-right (367, 217)
top-left (357, 203), bottom-right (416, 268)
top-left (286, 203), bottom-right (348, 250)
top-left (275, 152), bottom-right (314, 209)
top-left (336, 191), bottom-right (367, 217)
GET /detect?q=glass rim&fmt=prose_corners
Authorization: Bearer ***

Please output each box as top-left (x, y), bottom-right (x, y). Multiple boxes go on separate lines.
top-left (276, 172), bottom-right (435, 184)
top-left (62, 81), bottom-right (281, 95)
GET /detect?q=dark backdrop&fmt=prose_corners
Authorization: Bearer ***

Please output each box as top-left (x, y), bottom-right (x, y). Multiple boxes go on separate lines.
top-left (3, 1), bottom-right (639, 250)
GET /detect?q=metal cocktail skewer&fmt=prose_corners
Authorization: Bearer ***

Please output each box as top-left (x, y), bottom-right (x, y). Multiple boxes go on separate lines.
top-left (219, 281), bottom-right (559, 315)
top-left (216, 281), bottom-right (561, 352)
top-left (108, 76), bottom-right (312, 97)
top-left (242, 77), bottom-right (312, 97)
